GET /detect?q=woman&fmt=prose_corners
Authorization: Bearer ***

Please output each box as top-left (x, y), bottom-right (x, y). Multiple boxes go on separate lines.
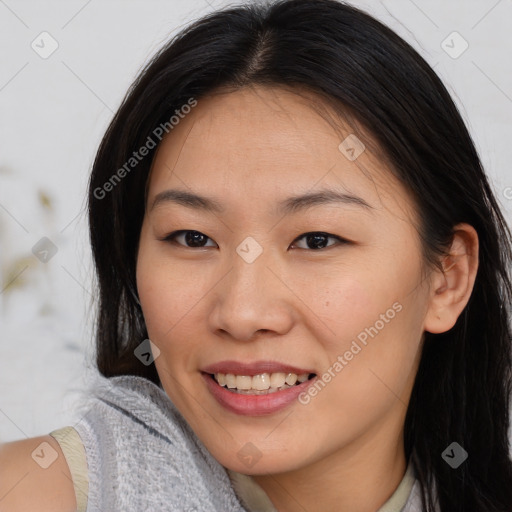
top-left (1, 0), bottom-right (511, 510)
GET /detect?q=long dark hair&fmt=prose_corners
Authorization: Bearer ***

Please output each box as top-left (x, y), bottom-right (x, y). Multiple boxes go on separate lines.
top-left (87, 1), bottom-right (512, 510)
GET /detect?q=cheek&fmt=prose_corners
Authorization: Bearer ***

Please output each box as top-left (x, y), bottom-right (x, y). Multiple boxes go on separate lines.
top-left (317, 294), bottom-right (425, 416)
top-left (136, 235), bottom-right (203, 330)
top-left (303, 251), bottom-right (426, 397)
top-left (300, 254), bottom-right (419, 348)
top-left (136, 240), bottom-right (225, 381)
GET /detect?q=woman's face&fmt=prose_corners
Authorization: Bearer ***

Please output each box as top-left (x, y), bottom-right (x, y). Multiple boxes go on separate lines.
top-left (136, 85), bottom-right (434, 475)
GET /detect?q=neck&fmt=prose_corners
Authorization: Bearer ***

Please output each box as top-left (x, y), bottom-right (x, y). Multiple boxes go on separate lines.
top-left (252, 407), bottom-right (407, 512)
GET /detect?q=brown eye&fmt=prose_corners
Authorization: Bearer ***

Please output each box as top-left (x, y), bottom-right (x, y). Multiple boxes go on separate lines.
top-left (163, 230), bottom-right (217, 248)
top-left (162, 230), bottom-right (348, 251)
top-left (291, 232), bottom-right (348, 250)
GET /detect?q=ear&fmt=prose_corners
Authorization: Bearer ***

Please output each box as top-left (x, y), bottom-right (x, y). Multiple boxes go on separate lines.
top-left (423, 223), bottom-right (479, 334)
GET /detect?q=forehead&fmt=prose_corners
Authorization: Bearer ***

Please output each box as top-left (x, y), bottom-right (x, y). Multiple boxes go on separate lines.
top-left (146, 85), bottom-right (414, 220)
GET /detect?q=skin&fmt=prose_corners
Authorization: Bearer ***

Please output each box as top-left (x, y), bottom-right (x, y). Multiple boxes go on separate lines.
top-left (0, 86), bottom-right (479, 512)
top-left (0, 435), bottom-right (76, 511)
top-left (136, 84), bottom-right (479, 512)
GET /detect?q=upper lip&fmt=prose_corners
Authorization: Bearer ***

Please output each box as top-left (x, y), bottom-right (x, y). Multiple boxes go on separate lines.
top-left (201, 360), bottom-right (316, 376)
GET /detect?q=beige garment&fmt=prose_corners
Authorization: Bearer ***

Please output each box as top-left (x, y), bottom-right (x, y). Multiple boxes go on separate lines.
top-left (49, 426), bottom-right (89, 512)
top-left (227, 461), bottom-right (416, 512)
top-left (50, 426), bottom-right (415, 512)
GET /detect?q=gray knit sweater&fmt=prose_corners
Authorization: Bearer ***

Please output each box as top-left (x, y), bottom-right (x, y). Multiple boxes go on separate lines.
top-left (69, 373), bottom-right (426, 511)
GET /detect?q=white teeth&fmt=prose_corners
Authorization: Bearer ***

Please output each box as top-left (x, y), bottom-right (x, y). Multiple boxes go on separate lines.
top-left (213, 371), bottom-right (312, 392)
top-left (236, 375), bottom-right (252, 390)
top-left (270, 372), bottom-right (286, 388)
top-left (252, 373), bottom-right (270, 390)
top-left (225, 374), bottom-right (237, 389)
top-left (285, 373), bottom-right (298, 386)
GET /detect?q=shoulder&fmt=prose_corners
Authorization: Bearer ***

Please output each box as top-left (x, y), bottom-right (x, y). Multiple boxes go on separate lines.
top-left (73, 375), bottom-right (244, 510)
top-left (0, 434), bottom-right (76, 512)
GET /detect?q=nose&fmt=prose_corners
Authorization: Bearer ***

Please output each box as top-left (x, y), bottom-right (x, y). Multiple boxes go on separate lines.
top-left (208, 247), bottom-right (295, 342)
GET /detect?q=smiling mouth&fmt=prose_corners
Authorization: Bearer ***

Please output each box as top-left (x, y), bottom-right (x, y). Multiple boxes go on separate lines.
top-left (209, 372), bottom-right (317, 395)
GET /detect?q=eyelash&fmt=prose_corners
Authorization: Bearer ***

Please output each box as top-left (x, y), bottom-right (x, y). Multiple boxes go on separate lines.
top-left (161, 230), bottom-right (350, 251)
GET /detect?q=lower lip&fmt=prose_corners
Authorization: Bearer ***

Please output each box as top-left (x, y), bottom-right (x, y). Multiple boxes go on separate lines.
top-left (202, 373), bottom-right (316, 416)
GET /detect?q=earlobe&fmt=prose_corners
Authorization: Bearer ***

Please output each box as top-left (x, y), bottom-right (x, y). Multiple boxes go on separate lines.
top-left (424, 224), bottom-right (479, 334)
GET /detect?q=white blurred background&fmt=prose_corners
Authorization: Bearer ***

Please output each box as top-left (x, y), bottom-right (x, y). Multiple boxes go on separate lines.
top-left (1, 0), bottom-right (511, 442)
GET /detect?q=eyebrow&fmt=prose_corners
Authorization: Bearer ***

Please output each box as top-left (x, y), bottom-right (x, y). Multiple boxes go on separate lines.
top-left (150, 188), bottom-right (374, 215)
